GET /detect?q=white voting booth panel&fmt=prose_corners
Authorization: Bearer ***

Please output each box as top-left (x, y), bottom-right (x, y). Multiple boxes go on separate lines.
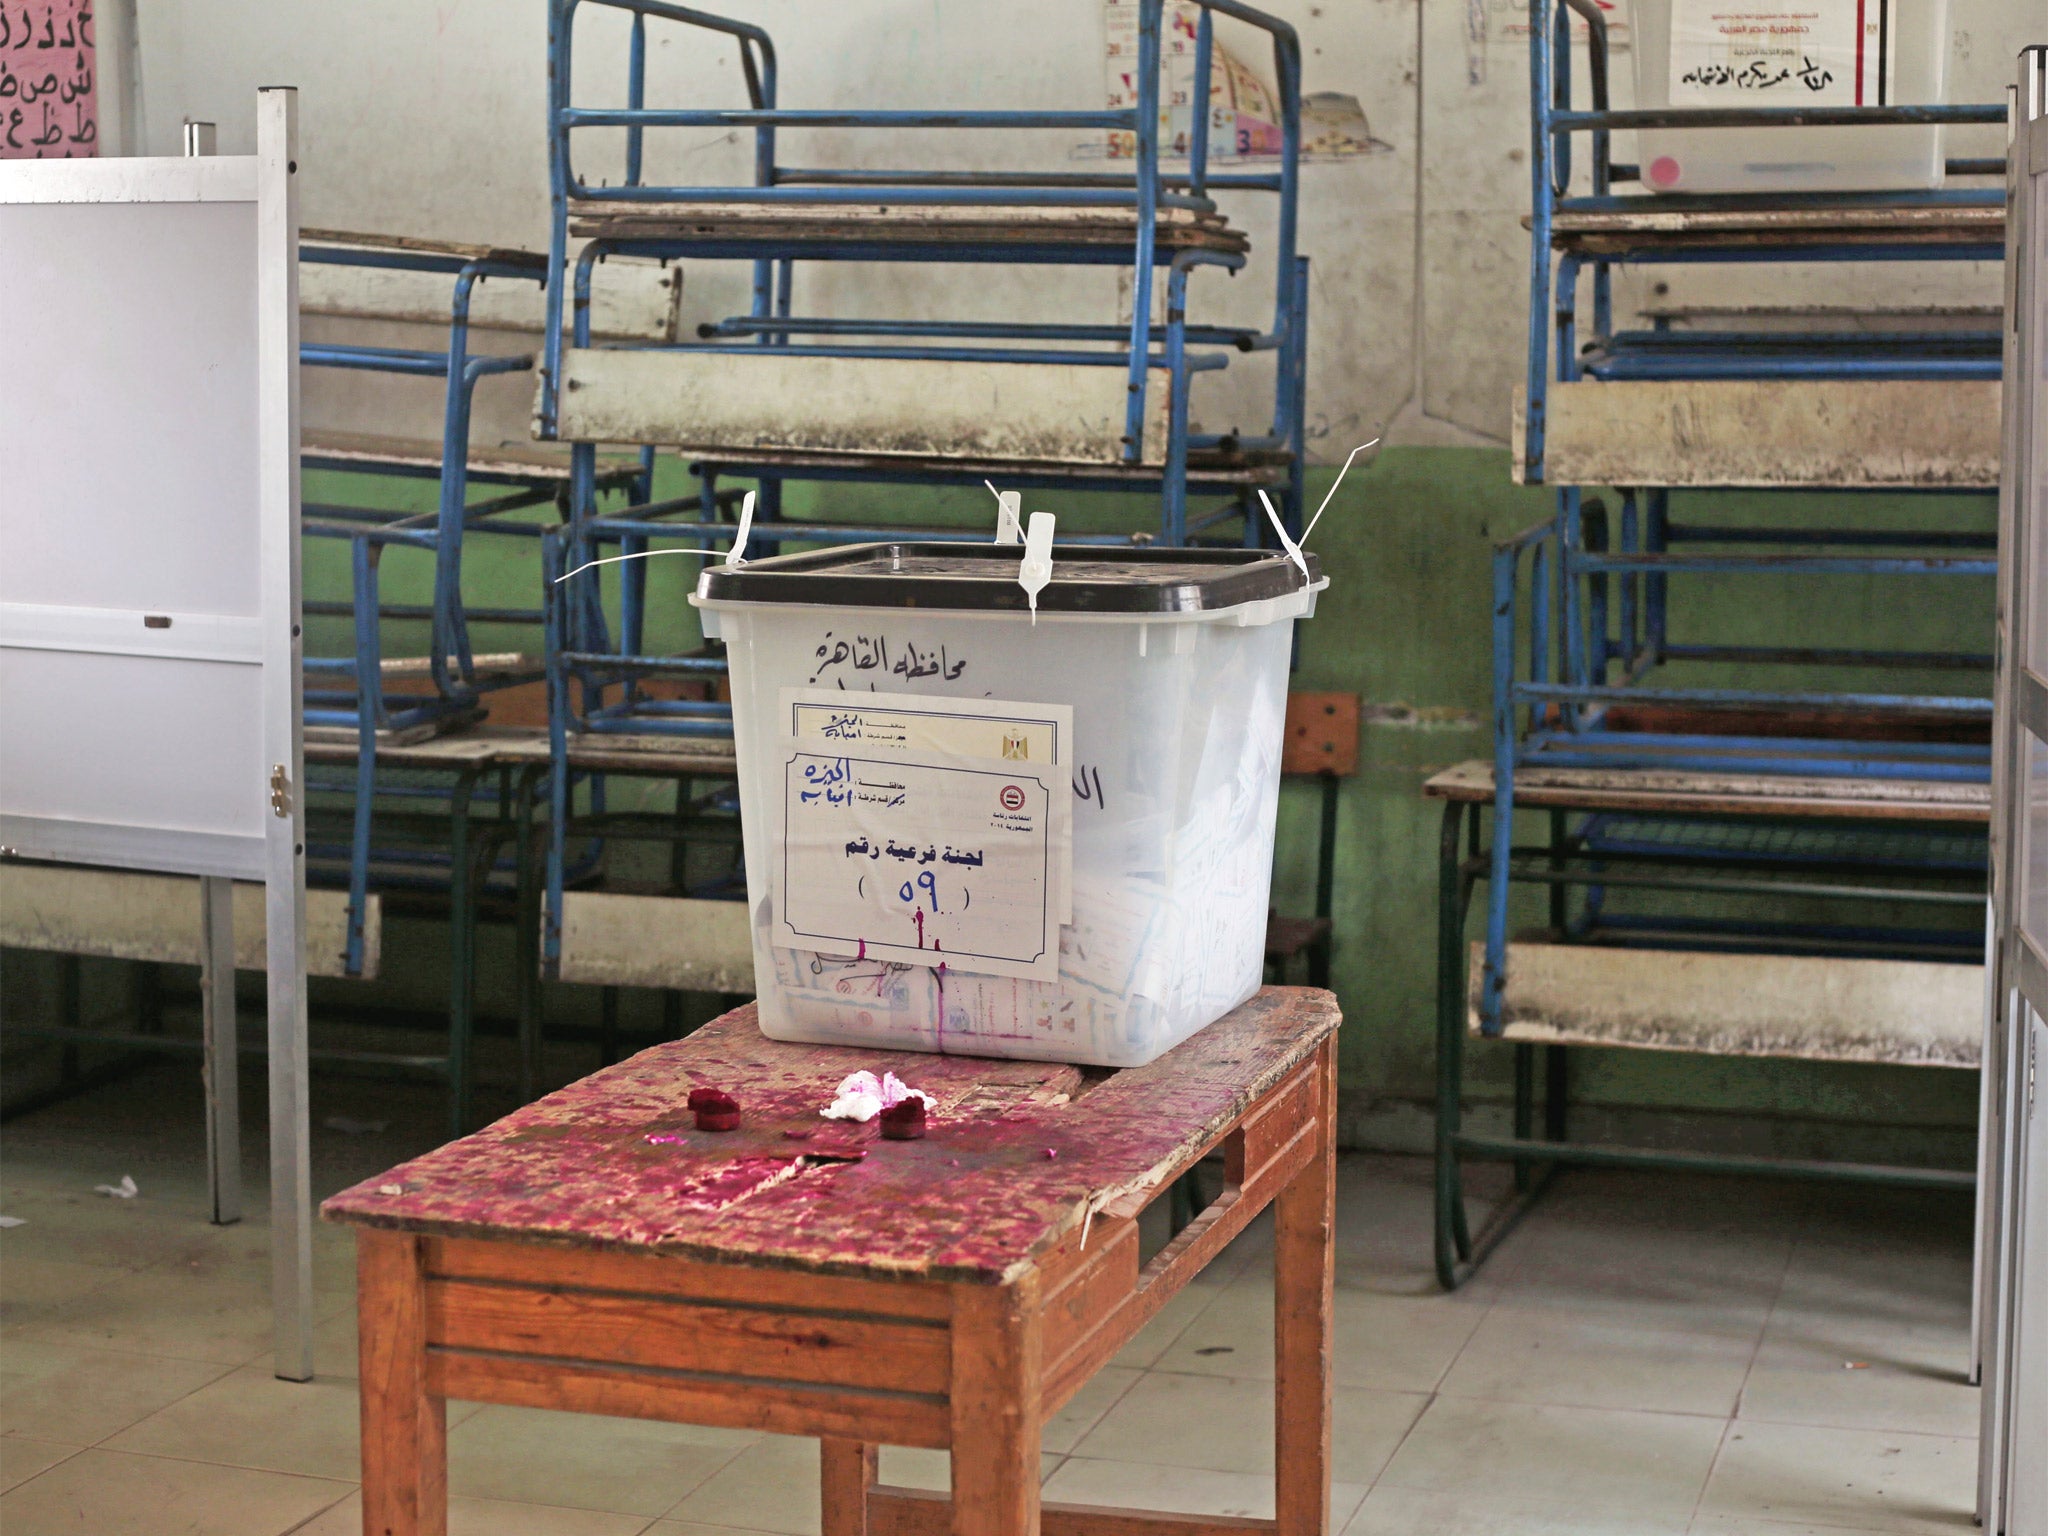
top-left (1979, 44), bottom-right (2048, 1536)
top-left (0, 90), bottom-right (315, 1382)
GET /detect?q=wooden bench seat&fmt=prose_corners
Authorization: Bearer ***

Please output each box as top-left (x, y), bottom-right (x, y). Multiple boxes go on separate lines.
top-left (680, 443), bottom-right (1288, 486)
top-left (1471, 940), bottom-right (1980, 1067)
top-left (552, 348), bottom-right (1180, 464)
top-left (1512, 378), bottom-right (2002, 487)
top-left (0, 863), bottom-right (378, 979)
top-left (302, 429), bottom-right (642, 488)
top-left (1539, 200), bottom-right (2004, 256)
top-left (556, 891), bottom-right (752, 992)
top-left (1423, 759), bottom-right (1992, 823)
top-left (566, 198), bottom-right (1248, 256)
top-left (300, 227), bottom-right (549, 270)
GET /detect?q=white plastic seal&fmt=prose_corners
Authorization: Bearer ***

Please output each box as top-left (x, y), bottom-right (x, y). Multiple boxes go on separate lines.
top-left (725, 489), bottom-right (756, 567)
top-left (1019, 511), bottom-right (1056, 621)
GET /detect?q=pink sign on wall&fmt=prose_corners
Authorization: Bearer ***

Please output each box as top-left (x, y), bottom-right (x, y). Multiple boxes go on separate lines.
top-left (2, 1), bottom-right (98, 159)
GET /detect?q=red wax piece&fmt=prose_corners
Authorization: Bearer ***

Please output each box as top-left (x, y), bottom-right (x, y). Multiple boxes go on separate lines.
top-left (688, 1088), bottom-right (741, 1132)
top-left (878, 1097), bottom-right (927, 1141)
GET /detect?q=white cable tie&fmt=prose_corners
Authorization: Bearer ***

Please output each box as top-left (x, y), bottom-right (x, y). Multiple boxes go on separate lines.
top-left (1258, 489), bottom-right (1309, 577)
top-left (551, 546), bottom-right (722, 585)
top-left (1301, 438), bottom-right (1380, 545)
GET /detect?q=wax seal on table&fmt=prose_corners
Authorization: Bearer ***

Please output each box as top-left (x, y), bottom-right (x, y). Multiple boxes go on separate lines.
top-left (688, 1088), bottom-right (741, 1132)
top-left (877, 1097), bottom-right (927, 1140)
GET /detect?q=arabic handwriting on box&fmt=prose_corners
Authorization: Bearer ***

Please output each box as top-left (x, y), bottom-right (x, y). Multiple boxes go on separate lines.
top-left (808, 630), bottom-right (969, 687)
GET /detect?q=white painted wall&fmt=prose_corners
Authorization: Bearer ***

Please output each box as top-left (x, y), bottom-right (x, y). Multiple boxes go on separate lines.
top-left (127, 0), bottom-right (2034, 456)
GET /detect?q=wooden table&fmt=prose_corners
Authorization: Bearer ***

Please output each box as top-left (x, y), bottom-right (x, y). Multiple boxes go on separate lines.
top-left (323, 988), bottom-right (1340, 1536)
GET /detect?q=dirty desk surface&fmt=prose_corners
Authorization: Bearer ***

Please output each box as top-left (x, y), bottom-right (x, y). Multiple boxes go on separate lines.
top-left (323, 988), bottom-right (1339, 1285)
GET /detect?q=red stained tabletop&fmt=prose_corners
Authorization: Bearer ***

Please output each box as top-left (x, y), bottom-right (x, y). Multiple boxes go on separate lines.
top-left (323, 988), bottom-right (1339, 1284)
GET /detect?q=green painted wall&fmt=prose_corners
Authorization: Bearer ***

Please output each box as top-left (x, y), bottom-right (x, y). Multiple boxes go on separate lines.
top-left (294, 446), bottom-right (1993, 1157)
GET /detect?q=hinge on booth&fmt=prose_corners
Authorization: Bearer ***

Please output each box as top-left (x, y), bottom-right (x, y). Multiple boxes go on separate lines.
top-left (269, 765), bottom-right (292, 818)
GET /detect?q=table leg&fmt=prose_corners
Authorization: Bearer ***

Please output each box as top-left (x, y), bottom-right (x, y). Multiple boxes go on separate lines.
top-left (820, 1439), bottom-right (877, 1536)
top-left (1275, 1037), bottom-right (1335, 1536)
top-left (949, 1276), bottom-right (1042, 1536)
top-left (199, 876), bottom-right (242, 1226)
top-left (357, 1230), bottom-right (447, 1536)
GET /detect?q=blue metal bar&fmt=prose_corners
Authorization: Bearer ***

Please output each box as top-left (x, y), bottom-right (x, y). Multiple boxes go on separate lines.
top-left (571, 519), bottom-right (1147, 546)
top-left (1515, 682), bottom-right (1993, 714)
top-left (609, 341), bottom-right (1231, 369)
top-left (298, 247), bottom-right (547, 280)
top-left (543, 529), bottom-right (569, 973)
top-left (1524, 728), bottom-right (1987, 763)
top-left (1482, 537), bottom-right (1523, 1035)
top-left (1590, 355), bottom-right (2002, 382)
top-left (1523, 0), bottom-right (1556, 482)
top-left (563, 652), bottom-right (742, 674)
top-left (1163, 260), bottom-right (1192, 544)
top-left (1554, 104), bottom-right (2007, 131)
top-left (583, 715), bottom-right (736, 738)
top-left (1120, 0), bottom-right (1165, 466)
top-left (700, 316), bottom-right (1264, 347)
top-left (1553, 241), bottom-right (2010, 267)
top-left (1282, 255), bottom-right (1308, 542)
top-left (564, 107), bottom-right (1134, 131)
top-left (589, 698), bottom-right (731, 718)
top-left (1188, 8), bottom-right (1214, 199)
top-left (1570, 552), bottom-right (1995, 575)
top-left (776, 166), bottom-right (1284, 192)
top-left (1617, 491), bottom-right (1638, 671)
top-left (1521, 742), bottom-right (1990, 782)
top-left (626, 10), bottom-right (647, 186)
top-left (1664, 524), bottom-right (1997, 550)
top-left (1658, 643), bottom-right (1993, 670)
top-left (342, 537), bottom-right (382, 976)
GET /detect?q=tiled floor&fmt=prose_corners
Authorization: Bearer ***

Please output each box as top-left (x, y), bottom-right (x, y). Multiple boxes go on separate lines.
top-left (0, 1057), bottom-right (1982, 1535)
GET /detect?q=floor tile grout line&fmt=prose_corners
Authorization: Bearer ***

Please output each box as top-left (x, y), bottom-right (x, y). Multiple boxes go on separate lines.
top-left (0, 1439), bottom-right (88, 1498)
top-left (275, 1481), bottom-right (360, 1536)
top-left (1716, 1410), bottom-right (1980, 1443)
top-left (1686, 1219), bottom-right (1802, 1532)
top-left (648, 1431), bottom-right (771, 1523)
top-left (18, 1441), bottom-right (359, 1482)
top-left (1683, 1411), bottom-right (1743, 1531)
top-left (1726, 1200), bottom-right (1807, 1433)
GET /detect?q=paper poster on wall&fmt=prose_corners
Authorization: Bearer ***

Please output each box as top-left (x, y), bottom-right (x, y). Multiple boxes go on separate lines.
top-left (1, 0), bottom-right (97, 159)
top-left (1668, 0), bottom-right (1889, 106)
top-left (1100, 1), bottom-right (1389, 160)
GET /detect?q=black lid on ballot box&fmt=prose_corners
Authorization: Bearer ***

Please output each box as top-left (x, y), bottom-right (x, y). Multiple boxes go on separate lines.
top-left (694, 542), bottom-right (1320, 616)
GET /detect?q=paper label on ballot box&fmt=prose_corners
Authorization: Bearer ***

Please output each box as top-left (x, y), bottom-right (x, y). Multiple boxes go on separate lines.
top-left (774, 742), bottom-right (1065, 982)
top-left (783, 687), bottom-right (1074, 923)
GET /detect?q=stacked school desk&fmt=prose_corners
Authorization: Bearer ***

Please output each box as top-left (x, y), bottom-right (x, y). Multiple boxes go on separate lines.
top-left (1431, 0), bottom-right (2007, 1286)
top-left (531, 0), bottom-right (1310, 1007)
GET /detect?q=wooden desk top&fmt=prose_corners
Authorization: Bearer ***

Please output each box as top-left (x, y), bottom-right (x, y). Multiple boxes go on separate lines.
top-left (302, 724), bottom-right (740, 777)
top-left (303, 725), bottom-right (537, 771)
top-left (324, 988), bottom-right (1339, 1285)
top-left (1423, 760), bottom-right (1990, 823)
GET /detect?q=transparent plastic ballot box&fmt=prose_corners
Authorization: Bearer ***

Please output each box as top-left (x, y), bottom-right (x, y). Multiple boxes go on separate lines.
top-left (692, 541), bottom-right (1327, 1068)
top-left (1630, 0), bottom-right (1948, 194)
